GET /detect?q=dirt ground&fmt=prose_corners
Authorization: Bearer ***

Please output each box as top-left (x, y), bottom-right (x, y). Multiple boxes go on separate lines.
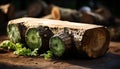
top-left (0, 35), bottom-right (120, 69)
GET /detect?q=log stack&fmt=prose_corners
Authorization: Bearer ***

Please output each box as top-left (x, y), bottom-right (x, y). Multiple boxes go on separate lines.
top-left (7, 17), bottom-right (110, 58)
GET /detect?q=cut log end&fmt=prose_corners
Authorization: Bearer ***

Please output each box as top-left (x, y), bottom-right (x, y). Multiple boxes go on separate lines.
top-left (25, 28), bottom-right (42, 50)
top-left (7, 24), bottom-right (21, 43)
top-left (51, 6), bottom-right (61, 20)
top-left (80, 28), bottom-right (110, 58)
top-left (49, 36), bottom-right (65, 57)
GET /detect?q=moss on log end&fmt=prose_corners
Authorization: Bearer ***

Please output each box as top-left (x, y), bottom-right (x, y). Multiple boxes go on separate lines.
top-left (7, 24), bottom-right (21, 43)
top-left (25, 28), bottom-right (42, 50)
top-left (25, 26), bottom-right (53, 53)
top-left (49, 36), bottom-right (65, 57)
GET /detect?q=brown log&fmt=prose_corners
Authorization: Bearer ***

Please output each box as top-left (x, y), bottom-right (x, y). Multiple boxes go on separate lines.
top-left (8, 17), bottom-right (110, 58)
top-left (95, 7), bottom-right (112, 20)
top-left (71, 27), bottom-right (110, 58)
top-left (79, 11), bottom-right (104, 24)
top-left (51, 6), bottom-right (81, 22)
top-left (27, 1), bottom-right (53, 17)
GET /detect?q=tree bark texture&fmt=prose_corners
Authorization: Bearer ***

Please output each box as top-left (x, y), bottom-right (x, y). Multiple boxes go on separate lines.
top-left (8, 17), bottom-right (110, 57)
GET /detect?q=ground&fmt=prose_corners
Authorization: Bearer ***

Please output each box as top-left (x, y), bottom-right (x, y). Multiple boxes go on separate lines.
top-left (0, 35), bottom-right (120, 69)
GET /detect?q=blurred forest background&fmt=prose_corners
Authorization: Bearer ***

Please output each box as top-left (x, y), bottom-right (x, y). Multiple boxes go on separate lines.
top-left (1, 0), bottom-right (120, 41)
top-left (0, 0), bottom-right (120, 17)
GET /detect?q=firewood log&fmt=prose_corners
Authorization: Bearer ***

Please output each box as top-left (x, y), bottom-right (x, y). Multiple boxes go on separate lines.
top-left (51, 6), bottom-right (81, 22)
top-left (8, 17), bottom-right (110, 57)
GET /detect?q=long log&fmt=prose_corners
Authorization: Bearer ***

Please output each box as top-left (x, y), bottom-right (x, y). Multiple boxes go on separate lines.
top-left (51, 6), bottom-right (81, 22)
top-left (8, 17), bottom-right (110, 57)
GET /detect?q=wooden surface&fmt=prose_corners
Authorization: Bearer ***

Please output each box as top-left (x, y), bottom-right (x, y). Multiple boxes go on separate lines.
top-left (0, 35), bottom-right (120, 69)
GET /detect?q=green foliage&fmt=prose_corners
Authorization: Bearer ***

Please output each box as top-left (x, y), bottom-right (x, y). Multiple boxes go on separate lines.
top-left (44, 50), bottom-right (54, 60)
top-left (0, 40), bottom-right (16, 50)
top-left (0, 40), bottom-right (38, 56)
top-left (14, 48), bottom-right (38, 56)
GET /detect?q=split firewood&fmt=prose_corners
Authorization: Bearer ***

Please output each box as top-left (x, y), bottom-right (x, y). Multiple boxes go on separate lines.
top-left (8, 17), bottom-right (110, 58)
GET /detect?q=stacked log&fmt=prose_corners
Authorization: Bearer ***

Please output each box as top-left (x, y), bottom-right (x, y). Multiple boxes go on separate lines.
top-left (51, 6), bottom-right (81, 22)
top-left (8, 17), bottom-right (110, 58)
top-left (27, 0), bottom-right (53, 18)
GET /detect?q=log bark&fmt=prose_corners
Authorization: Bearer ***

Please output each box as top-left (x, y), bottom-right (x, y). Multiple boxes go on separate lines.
top-left (49, 27), bottom-right (110, 58)
top-left (51, 6), bottom-right (81, 22)
top-left (8, 17), bottom-right (110, 57)
top-left (7, 18), bottom-right (54, 53)
top-left (49, 29), bottom-right (75, 57)
top-left (27, 0), bottom-right (53, 18)
top-left (71, 27), bottom-right (110, 58)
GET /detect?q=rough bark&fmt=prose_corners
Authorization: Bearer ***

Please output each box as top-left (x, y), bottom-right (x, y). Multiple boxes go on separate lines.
top-left (71, 27), bottom-right (110, 58)
top-left (8, 17), bottom-right (110, 57)
top-left (49, 29), bottom-right (74, 57)
top-left (7, 18), bottom-right (54, 53)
